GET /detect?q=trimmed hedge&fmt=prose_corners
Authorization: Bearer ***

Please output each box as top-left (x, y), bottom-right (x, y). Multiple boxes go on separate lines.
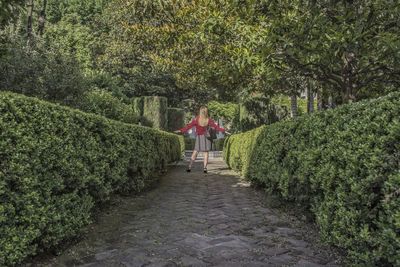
top-left (224, 93), bottom-right (400, 265)
top-left (0, 92), bottom-right (183, 266)
top-left (167, 108), bottom-right (185, 132)
top-left (79, 89), bottom-right (139, 124)
top-left (132, 96), bottom-right (169, 129)
top-left (142, 96), bottom-right (168, 130)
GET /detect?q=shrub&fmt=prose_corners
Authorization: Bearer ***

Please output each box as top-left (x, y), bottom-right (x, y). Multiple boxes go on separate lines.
top-left (143, 96), bottom-right (168, 130)
top-left (0, 33), bottom-right (89, 107)
top-left (207, 101), bottom-right (238, 122)
top-left (132, 96), bottom-right (144, 117)
top-left (79, 89), bottom-right (139, 124)
top-left (213, 138), bottom-right (226, 151)
top-left (167, 108), bottom-right (185, 132)
top-left (0, 92), bottom-right (182, 266)
top-left (133, 96), bottom-right (168, 129)
top-left (224, 92), bottom-right (400, 265)
top-left (238, 95), bottom-right (288, 132)
top-left (223, 127), bottom-right (264, 175)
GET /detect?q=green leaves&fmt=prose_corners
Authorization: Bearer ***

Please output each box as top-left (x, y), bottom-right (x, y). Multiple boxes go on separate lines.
top-left (224, 92), bottom-right (400, 265)
top-left (0, 92), bottom-right (182, 266)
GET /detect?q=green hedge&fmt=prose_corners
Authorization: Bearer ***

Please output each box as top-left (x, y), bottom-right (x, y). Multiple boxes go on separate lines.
top-left (167, 108), bottom-right (185, 132)
top-left (224, 92), bottom-right (400, 265)
top-left (79, 89), bottom-right (139, 124)
top-left (142, 96), bottom-right (168, 130)
top-left (213, 138), bottom-right (226, 151)
top-left (0, 92), bottom-right (183, 266)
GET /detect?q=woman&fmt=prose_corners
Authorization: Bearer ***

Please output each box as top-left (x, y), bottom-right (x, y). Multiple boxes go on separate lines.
top-left (175, 106), bottom-right (227, 173)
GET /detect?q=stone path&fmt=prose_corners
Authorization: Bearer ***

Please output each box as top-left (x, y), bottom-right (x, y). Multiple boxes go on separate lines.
top-left (36, 159), bottom-right (342, 267)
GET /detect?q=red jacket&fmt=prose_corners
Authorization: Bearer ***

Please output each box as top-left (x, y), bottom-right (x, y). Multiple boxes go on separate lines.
top-left (180, 117), bottom-right (225, 135)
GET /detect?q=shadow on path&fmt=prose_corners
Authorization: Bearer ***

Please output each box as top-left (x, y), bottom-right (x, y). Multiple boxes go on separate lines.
top-left (34, 159), bottom-right (342, 267)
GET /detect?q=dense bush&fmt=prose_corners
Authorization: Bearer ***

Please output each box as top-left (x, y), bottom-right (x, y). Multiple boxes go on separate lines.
top-left (167, 108), bottom-right (185, 132)
top-left (0, 31), bottom-right (89, 106)
top-left (224, 92), bottom-right (400, 265)
top-left (0, 92), bottom-right (183, 266)
top-left (238, 95), bottom-right (289, 132)
top-left (79, 89), bottom-right (138, 124)
top-left (131, 96), bottom-right (169, 129)
top-left (207, 101), bottom-right (238, 122)
top-left (142, 96), bottom-right (168, 130)
top-left (213, 138), bottom-right (226, 151)
top-left (223, 127), bottom-right (264, 174)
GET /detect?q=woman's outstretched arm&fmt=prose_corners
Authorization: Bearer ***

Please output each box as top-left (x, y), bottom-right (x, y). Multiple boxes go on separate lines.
top-left (208, 119), bottom-right (225, 132)
top-left (177, 118), bottom-right (197, 133)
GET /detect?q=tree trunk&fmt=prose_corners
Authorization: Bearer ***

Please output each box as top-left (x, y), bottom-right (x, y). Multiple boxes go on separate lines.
top-left (306, 85), bottom-right (314, 114)
top-left (38, 0), bottom-right (47, 36)
top-left (317, 88), bottom-right (329, 110)
top-left (342, 51), bottom-right (357, 103)
top-left (27, 0), bottom-right (34, 45)
top-left (290, 95), bottom-right (298, 118)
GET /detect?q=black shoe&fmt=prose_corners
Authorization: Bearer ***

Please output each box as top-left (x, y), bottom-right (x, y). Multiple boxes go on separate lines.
top-left (186, 166), bottom-right (191, 172)
top-left (203, 168), bottom-right (207, 173)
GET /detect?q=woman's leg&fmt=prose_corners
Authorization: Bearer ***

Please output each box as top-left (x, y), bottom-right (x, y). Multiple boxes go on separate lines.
top-left (203, 151), bottom-right (209, 169)
top-left (189, 150), bottom-right (198, 169)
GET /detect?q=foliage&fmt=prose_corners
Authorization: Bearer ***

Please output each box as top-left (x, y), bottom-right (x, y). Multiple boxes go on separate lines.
top-left (0, 0), bottom-right (25, 27)
top-left (46, 0), bottom-right (107, 25)
top-left (213, 138), bottom-right (226, 151)
top-left (142, 96), bottom-right (168, 130)
top-left (108, 0), bottom-right (400, 106)
top-left (271, 95), bottom-right (310, 116)
top-left (0, 92), bottom-right (182, 266)
top-left (207, 101), bottom-right (238, 122)
top-left (260, 0), bottom-right (400, 103)
top-left (167, 108), bottom-right (185, 132)
top-left (0, 31), bottom-right (89, 106)
top-left (43, 14), bottom-right (97, 70)
top-left (224, 92), bottom-right (400, 265)
top-left (79, 89), bottom-right (138, 124)
top-left (238, 94), bottom-right (290, 132)
top-left (223, 127), bottom-right (264, 175)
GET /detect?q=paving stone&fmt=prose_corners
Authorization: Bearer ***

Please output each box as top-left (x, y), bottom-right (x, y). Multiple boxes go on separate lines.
top-left (94, 249), bottom-right (119, 261)
top-left (179, 255), bottom-right (208, 266)
top-left (32, 159), bottom-right (342, 267)
top-left (293, 259), bottom-right (325, 267)
top-left (263, 247), bottom-right (291, 256)
top-left (208, 236), bottom-right (236, 245)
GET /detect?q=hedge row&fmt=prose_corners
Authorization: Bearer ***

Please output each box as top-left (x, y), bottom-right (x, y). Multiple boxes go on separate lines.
top-left (133, 96), bottom-right (168, 130)
top-left (167, 107), bottom-right (185, 132)
top-left (0, 92), bottom-right (183, 266)
top-left (223, 92), bottom-right (400, 265)
top-left (79, 89), bottom-right (139, 124)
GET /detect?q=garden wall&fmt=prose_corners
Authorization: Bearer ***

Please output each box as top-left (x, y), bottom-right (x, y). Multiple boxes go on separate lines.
top-left (223, 92), bottom-right (400, 265)
top-left (0, 92), bottom-right (183, 266)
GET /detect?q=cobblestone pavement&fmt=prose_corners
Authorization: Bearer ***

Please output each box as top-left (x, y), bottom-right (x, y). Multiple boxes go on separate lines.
top-left (37, 159), bottom-right (342, 267)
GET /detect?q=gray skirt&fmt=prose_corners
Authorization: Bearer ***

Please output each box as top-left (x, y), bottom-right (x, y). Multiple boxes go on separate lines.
top-left (194, 134), bottom-right (212, 152)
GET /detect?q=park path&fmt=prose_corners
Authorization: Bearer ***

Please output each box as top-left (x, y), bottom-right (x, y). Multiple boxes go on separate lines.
top-left (37, 159), bottom-right (342, 267)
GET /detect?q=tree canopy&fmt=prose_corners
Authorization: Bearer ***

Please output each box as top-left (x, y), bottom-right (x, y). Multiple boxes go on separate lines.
top-left (1, 0), bottom-right (399, 109)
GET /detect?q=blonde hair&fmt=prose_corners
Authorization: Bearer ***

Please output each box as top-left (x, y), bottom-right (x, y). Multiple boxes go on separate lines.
top-left (198, 106), bottom-right (209, 127)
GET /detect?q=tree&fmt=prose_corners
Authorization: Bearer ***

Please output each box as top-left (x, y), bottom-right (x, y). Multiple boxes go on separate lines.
top-left (26, 0), bottom-right (34, 45)
top-left (37, 0), bottom-right (47, 35)
top-left (0, 0), bottom-right (25, 28)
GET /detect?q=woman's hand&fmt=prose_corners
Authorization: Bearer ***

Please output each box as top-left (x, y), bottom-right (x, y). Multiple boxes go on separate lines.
top-left (225, 131), bottom-right (232, 136)
top-left (173, 130), bottom-right (181, 134)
